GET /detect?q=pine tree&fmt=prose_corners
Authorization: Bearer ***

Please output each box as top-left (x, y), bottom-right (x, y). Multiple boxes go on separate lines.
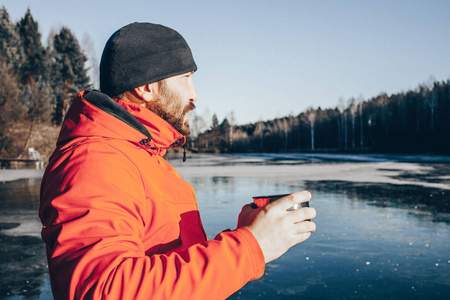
top-left (0, 6), bottom-right (25, 72)
top-left (52, 26), bottom-right (91, 124)
top-left (17, 8), bottom-right (49, 84)
top-left (15, 8), bottom-right (55, 125)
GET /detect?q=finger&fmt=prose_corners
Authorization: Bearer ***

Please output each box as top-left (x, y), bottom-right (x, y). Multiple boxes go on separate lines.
top-left (271, 190), bottom-right (312, 211)
top-left (292, 232), bottom-right (312, 246)
top-left (286, 207), bottom-right (316, 225)
top-left (286, 206), bottom-right (316, 224)
top-left (294, 221), bottom-right (316, 234)
top-left (296, 207), bottom-right (317, 221)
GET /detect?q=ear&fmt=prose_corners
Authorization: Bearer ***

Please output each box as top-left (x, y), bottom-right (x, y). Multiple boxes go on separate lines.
top-left (133, 82), bottom-right (160, 103)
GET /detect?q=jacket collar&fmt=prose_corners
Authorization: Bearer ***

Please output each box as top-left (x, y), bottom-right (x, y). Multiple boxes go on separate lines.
top-left (113, 96), bottom-right (186, 155)
top-left (59, 90), bottom-right (185, 156)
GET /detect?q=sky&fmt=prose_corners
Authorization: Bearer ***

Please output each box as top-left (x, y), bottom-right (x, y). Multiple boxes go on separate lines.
top-left (3, 0), bottom-right (450, 125)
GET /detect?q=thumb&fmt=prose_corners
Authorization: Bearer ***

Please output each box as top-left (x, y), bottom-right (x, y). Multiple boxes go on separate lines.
top-left (270, 191), bottom-right (312, 211)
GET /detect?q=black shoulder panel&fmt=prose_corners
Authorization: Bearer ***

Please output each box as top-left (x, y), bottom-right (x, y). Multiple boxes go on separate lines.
top-left (83, 90), bottom-right (152, 143)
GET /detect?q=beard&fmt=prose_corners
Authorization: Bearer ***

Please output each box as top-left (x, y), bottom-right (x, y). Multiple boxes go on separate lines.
top-left (146, 82), bottom-right (196, 136)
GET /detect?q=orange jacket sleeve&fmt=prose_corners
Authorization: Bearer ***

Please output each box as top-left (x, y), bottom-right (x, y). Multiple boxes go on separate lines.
top-left (40, 141), bottom-right (265, 300)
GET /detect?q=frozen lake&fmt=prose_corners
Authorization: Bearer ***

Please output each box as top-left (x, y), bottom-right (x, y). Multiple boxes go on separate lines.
top-left (0, 153), bottom-right (449, 299)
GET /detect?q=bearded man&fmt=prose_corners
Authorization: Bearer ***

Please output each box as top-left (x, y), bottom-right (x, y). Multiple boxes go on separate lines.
top-left (39, 22), bottom-right (316, 300)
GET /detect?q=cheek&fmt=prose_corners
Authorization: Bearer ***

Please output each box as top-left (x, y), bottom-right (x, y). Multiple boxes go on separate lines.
top-left (164, 90), bottom-right (182, 113)
top-left (161, 83), bottom-right (190, 117)
top-left (174, 96), bottom-right (186, 113)
top-left (175, 92), bottom-right (189, 111)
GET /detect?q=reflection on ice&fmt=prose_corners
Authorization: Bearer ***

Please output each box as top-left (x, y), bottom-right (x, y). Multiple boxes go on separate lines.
top-left (0, 178), bottom-right (48, 299)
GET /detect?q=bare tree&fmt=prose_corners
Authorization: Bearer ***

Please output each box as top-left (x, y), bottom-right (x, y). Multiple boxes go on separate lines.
top-left (0, 60), bottom-right (20, 108)
top-left (426, 87), bottom-right (438, 133)
top-left (226, 111), bottom-right (236, 148)
top-left (188, 110), bottom-right (205, 138)
top-left (82, 33), bottom-right (99, 89)
top-left (0, 60), bottom-right (26, 156)
top-left (305, 107), bottom-right (316, 150)
top-left (257, 121), bottom-right (265, 151)
top-left (283, 118), bottom-right (289, 152)
top-left (17, 81), bottom-right (50, 155)
top-left (378, 93), bottom-right (389, 132)
top-left (348, 97), bottom-right (356, 149)
top-left (357, 96), bottom-right (364, 147)
top-left (338, 98), bottom-right (347, 150)
top-left (202, 107), bottom-right (211, 131)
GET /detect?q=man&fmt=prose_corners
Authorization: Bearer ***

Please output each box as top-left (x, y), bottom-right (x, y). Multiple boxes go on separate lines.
top-left (39, 22), bottom-right (316, 299)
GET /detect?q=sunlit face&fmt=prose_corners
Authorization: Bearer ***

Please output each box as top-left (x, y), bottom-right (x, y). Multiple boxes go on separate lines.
top-left (146, 72), bottom-right (198, 136)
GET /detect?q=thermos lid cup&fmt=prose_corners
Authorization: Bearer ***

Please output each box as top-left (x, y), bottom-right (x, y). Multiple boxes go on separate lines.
top-left (252, 194), bottom-right (309, 211)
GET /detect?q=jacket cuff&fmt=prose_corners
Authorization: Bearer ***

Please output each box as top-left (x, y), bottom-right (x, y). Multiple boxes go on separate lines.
top-left (234, 227), bottom-right (265, 279)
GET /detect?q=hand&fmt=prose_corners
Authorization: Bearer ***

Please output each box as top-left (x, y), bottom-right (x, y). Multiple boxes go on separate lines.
top-left (237, 191), bottom-right (316, 264)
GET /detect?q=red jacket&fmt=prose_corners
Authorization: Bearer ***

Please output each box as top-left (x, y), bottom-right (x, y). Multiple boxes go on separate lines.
top-left (39, 90), bottom-right (265, 299)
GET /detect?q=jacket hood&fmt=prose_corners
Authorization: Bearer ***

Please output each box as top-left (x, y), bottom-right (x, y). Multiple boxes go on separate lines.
top-left (57, 90), bottom-right (185, 155)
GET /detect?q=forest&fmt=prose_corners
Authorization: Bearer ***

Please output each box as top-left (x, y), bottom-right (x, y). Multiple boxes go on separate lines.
top-left (191, 80), bottom-right (450, 155)
top-left (0, 6), bottom-right (449, 163)
top-left (0, 6), bottom-right (92, 160)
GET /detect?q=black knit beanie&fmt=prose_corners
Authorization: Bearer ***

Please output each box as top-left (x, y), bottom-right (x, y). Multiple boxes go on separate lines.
top-left (100, 22), bottom-right (197, 97)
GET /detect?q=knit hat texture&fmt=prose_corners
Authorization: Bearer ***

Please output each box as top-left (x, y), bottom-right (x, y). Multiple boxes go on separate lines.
top-left (100, 22), bottom-right (197, 97)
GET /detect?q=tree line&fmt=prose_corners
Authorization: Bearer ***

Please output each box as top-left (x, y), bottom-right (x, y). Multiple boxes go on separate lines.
top-left (0, 6), bottom-right (91, 157)
top-left (191, 79), bottom-right (450, 155)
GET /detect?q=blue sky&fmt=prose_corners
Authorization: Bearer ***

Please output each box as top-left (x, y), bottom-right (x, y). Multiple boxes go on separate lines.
top-left (3, 0), bottom-right (450, 125)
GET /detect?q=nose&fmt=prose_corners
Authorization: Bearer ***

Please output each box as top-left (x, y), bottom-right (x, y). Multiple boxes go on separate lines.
top-left (189, 79), bottom-right (198, 102)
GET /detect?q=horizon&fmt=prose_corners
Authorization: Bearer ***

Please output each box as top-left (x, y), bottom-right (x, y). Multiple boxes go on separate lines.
top-left (3, 0), bottom-right (450, 125)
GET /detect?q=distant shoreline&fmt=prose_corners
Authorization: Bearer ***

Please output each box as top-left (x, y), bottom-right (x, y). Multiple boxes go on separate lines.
top-left (171, 153), bottom-right (450, 191)
top-left (1, 153), bottom-right (449, 190)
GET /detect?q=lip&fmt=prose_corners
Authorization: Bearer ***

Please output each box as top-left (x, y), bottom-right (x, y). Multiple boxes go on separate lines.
top-left (184, 108), bottom-right (193, 114)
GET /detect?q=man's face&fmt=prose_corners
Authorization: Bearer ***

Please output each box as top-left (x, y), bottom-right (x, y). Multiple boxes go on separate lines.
top-left (147, 72), bottom-right (198, 136)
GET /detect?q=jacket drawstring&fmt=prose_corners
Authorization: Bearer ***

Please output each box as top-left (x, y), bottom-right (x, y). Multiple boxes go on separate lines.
top-left (170, 139), bottom-right (187, 162)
